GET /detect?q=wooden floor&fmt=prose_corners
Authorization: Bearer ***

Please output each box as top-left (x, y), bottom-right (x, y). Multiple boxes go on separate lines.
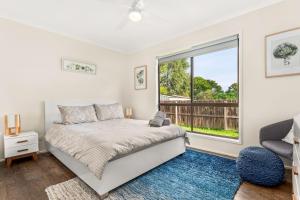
top-left (235, 173), bottom-right (292, 200)
top-left (0, 153), bottom-right (292, 200)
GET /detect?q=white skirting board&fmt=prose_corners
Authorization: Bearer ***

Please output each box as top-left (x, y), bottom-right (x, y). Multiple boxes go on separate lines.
top-left (46, 137), bottom-right (186, 196)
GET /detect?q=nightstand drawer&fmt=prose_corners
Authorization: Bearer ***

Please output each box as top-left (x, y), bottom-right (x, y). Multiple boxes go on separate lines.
top-left (4, 144), bottom-right (38, 158)
top-left (5, 135), bottom-right (38, 148)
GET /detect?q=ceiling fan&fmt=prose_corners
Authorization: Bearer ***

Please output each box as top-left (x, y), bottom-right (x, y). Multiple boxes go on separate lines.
top-left (97, 0), bottom-right (167, 30)
top-left (128, 0), bottom-right (144, 22)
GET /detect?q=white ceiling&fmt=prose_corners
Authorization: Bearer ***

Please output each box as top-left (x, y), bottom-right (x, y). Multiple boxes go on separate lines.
top-left (0, 0), bottom-right (282, 54)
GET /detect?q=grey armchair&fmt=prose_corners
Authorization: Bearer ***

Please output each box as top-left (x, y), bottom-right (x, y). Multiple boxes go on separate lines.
top-left (259, 119), bottom-right (293, 160)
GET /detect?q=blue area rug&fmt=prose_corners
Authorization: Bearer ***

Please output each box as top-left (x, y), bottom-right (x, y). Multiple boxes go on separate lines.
top-left (111, 149), bottom-right (242, 200)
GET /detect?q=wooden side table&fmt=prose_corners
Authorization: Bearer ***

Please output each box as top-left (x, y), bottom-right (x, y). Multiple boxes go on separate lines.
top-left (4, 131), bottom-right (39, 167)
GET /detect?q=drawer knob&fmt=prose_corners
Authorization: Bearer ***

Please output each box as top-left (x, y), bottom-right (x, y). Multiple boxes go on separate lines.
top-left (17, 140), bottom-right (28, 144)
top-left (17, 149), bottom-right (29, 153)
top-left (293, 166), bottom-right (299, 176)
top-left (294, 137), bottom-right (299, 145)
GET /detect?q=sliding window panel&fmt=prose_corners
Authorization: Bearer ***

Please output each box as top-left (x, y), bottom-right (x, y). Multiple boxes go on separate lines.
top-left (192, 42), bottom-right (239, 139)
top-left (159, 58), bottom-right (192, 131)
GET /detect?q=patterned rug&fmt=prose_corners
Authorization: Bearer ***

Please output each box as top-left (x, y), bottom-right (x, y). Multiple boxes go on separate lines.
top-left (46, 150), bottom-right (242, 200)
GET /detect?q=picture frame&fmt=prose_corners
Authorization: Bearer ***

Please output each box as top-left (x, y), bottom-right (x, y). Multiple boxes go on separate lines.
top-left (265, 27), bottom-right (300, 78)
top-left (62, 59), bottom-right (97, 75)
top-left (134, 65), bottom-right (147, 90)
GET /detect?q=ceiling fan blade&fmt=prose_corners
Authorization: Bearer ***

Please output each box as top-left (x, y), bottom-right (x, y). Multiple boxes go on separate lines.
top-left (134, 0), bottom-right (144, 10)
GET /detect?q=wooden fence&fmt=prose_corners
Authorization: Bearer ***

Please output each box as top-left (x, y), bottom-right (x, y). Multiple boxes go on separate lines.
top-left (160, 100), bottom-right (239, 130)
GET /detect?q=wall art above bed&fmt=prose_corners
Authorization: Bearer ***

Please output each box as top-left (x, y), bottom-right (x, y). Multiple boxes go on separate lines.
top-left (62, 59), bottom-right (97, 75)
top-left (266, 27), bottom-right (300, 77)
top-left (134, 65), bottom-right (147, 90)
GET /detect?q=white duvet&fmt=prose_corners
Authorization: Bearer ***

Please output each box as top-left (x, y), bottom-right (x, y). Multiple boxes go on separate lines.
top-left (45, 119), bottom-right (186, 179)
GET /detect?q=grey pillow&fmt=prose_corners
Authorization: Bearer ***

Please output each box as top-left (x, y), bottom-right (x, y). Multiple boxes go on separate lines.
top-left (162, 118), bottom-right (171, 126)
top-left (149, 118), bottom-right (164, 127)
top-left (149, 111), bottom-right (168, 127)
top-left (149, 118), bottom-right (171, 127)
top-left (58, 105), bottom-right (98, 125)
top-left (154, 111), bottom-right (167, 119)
top-left (94, 103), bottom-right (124, 121)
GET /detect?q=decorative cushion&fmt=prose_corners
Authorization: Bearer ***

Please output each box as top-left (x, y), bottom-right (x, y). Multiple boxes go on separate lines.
top-left (282, 126), bottom-right (294, 144)
top-left (149, 119), bottom-right (164, 127)
top-left (162, 118), bottom-right (171, 126)
top-left (58, 105), bottom-right (97, 125)
top-left (236, 146), bottom-right (284, 187)
top-left (294, 114), bottom-right (300, 137)
top-left (154, 111), bottom-right (166, 119)
top-left (149, 111), bottom-right (167, 127)
top-left (94, 103), bottom-right (124, 121)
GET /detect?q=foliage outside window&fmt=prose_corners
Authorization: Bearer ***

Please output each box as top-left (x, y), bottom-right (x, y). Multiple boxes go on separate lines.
top-left (159, 36), bottom-right (239, 139)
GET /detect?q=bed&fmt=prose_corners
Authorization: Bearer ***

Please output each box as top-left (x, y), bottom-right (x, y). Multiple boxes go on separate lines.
top-left (44, 100), bottom-right (186, 198)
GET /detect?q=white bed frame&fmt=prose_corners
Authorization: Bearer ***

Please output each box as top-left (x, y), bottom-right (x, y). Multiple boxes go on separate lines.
top-left (44, 99), bottom-right (186, 197)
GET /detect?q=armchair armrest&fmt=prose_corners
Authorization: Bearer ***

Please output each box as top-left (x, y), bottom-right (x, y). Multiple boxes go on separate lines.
top-left (259, 119), bottom-right (293, 145)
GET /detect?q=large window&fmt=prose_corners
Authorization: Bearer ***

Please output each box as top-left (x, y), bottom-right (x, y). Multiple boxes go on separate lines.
top-left (158, 35), bottom-right (239, 139)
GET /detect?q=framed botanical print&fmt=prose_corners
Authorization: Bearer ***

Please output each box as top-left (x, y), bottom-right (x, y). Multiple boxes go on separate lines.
top-left (134, 65), bottom-right (147, 90)
top-left (62, 59), bottom-right (96, 75)
top-left (266, 28), bottom-right (300, 77)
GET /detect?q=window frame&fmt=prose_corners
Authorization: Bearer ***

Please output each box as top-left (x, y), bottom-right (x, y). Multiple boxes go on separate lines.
top-left (157, 34), bottom-right (242, 143)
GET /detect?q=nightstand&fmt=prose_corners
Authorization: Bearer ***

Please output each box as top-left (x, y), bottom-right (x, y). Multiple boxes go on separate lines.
top-left (4, 131), bottom-right (39, 167)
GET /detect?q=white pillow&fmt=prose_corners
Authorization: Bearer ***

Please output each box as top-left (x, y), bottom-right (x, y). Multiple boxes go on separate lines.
top-left (94, 103), bottom-right (124, 121)
top-left (58, 105), bottom-right (98, 125)
top-left (282, 126), bottom-right (293, 144)
top-left (294, 114), bottom-right (300, 137)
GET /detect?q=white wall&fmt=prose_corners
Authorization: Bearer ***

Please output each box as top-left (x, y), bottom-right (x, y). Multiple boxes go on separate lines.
top-left (0, 18), bottom-right (128, 159)
top-left (123, 0), bottom-right (300, 157)
top-left (1, 0), bottom-right (299, 160)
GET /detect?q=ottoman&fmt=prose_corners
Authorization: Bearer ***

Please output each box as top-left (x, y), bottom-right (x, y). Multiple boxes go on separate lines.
top-left (236, 146), bottom-right (284, 186)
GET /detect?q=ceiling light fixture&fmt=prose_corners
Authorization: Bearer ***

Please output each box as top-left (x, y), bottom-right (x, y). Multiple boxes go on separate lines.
top-left (129, 9), bottom-right (142, 22)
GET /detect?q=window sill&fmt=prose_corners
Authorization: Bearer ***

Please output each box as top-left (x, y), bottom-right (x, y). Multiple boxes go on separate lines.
top-left (186, 131), bottom-right (242, 145)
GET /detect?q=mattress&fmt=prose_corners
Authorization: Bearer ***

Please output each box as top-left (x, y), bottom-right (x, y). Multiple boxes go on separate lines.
top-left (45, 119), bottom-right (186, 179)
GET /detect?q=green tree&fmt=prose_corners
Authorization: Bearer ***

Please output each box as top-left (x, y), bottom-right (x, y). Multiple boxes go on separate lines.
top-left (225, 83), bottom-right (238, 100)
top-left (159, 59), bottom-right (238, 101)
top-left (195, 90), bottom-right (214, 100)
top-left (159, 59), bottom-right (190, 97)
top-left (193, 77), bottom-right (224, 100)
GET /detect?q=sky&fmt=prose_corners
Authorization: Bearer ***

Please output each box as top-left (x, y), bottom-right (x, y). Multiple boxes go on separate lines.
top-left (193, 47), bottom-right (238, 91)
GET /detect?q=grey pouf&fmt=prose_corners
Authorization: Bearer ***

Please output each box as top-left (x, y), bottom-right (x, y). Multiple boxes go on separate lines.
top-left (236, 146), bottom-right (285, 186)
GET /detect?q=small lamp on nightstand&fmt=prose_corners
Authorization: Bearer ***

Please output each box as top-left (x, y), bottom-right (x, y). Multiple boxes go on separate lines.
top-left (125, 107), bottom-right (133, 119)
top-left (3, 114), bottom-right (21, 136)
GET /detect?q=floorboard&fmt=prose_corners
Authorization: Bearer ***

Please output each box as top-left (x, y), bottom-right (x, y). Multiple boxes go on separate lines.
top-left (0, 153), bottom-right (292, 200)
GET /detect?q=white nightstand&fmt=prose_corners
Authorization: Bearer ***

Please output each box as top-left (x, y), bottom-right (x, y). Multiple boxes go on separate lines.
top-left (4, 131), bottom-right (39, 167)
